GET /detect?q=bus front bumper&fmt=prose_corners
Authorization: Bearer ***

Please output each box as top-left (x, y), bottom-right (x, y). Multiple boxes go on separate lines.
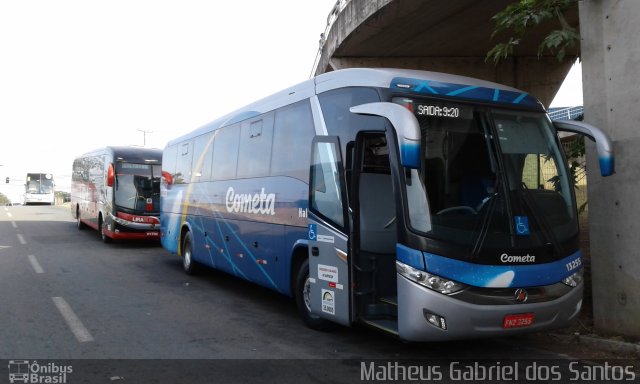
top-left (397, 274), bottom-right (583, 342)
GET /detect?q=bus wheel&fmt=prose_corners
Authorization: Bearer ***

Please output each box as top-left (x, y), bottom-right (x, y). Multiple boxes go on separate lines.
top-left (295, 259), bottom-right (333, 331)
top-left (76, 208), bottom-right (86, 230)
top-left (181, 231), bottom-right (198, 275)
top-left (99, 217), bottom-right (112, 243)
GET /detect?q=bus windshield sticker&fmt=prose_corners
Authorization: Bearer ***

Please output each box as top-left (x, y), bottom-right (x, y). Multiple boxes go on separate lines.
top-left (514, 216), bottom-right (530, 236)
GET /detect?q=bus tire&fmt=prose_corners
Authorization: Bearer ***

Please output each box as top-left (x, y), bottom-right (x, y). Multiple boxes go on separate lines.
top-left (76, 207), bottom-right (86, 230)
top-left (99, 216), bottom-right (112, 243)
top-left (295, 258), bottom-right (333, 331)
top-left (181, 231), bottom-right (199, 275)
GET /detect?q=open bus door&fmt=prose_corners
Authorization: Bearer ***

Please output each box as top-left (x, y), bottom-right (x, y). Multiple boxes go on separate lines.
top-left (307, 136), bottom-right (352, 326)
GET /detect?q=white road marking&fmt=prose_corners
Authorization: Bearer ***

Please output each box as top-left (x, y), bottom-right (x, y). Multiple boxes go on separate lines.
top-left (11, 221), bottom-right (17, 228)
top-left (52, 297), bottom-right (94, 343)
top-left (7, 212), bottom-right (13, 218)
top-left (3, 207), bottom-right (7, 211)
top-left (17, 234), bottom-right (26, 245)
top-left (28, 255), bottom-right (44, 274)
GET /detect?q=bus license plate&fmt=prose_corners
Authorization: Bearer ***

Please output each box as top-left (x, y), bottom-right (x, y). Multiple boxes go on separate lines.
top-left (503, 313), bottom-right (534, 329)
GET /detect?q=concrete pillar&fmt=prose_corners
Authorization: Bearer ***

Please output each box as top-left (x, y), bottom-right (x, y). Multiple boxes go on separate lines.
top-left (580, 0), bottom-right (640, 337)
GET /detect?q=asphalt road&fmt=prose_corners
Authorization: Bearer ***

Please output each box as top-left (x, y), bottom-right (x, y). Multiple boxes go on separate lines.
top-left (1, 205), bottom-right (629, 383)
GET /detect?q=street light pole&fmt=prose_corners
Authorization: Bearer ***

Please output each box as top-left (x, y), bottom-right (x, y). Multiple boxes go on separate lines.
top-left (137, 129), bottom-right (153, 146)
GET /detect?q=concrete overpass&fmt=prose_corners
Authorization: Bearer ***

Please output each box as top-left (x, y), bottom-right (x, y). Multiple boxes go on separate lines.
top-left (313, 0), bottom-right (579, 106)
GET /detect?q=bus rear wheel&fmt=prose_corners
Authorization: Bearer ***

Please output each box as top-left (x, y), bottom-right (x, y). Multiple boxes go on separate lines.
top-left (295, 259), bottom-right (333, 331)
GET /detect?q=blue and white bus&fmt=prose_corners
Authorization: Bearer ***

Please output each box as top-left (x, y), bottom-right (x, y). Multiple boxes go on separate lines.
top-left (160, 68), bottom-right (614, 341)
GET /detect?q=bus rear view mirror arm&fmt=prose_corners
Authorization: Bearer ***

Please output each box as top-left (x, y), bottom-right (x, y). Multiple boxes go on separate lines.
top-left (350, 102), bottom-right (422, 169)
top-left (553, 120), bottom-right (615, 177)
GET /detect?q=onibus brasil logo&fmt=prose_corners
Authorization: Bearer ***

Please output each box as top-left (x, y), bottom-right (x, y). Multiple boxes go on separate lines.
top-left (8, 360), bottom-right (72, 383)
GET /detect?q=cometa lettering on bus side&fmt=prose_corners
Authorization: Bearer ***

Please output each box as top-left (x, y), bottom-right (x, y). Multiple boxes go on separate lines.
top-left (500, 253), bottom-right (536, 263)
top-left (225, 187), bottom-right (276, 216)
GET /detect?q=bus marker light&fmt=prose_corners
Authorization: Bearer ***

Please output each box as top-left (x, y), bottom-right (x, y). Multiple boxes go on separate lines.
top-left (107, 164), bottom-right (115, 187)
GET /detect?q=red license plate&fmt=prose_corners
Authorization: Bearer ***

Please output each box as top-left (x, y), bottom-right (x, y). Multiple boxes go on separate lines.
top-left (503, 313), bottom-right (534, 329)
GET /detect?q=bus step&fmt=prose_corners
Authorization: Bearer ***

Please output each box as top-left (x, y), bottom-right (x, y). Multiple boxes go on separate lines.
top-left (361, 318), bottom-right (399, 336)
top-left (365, 303), bottom-right (397, 317)
top-left (354, 289), bottom-right (375, 296)
top-left (380, 296), bottom-right (397, 306)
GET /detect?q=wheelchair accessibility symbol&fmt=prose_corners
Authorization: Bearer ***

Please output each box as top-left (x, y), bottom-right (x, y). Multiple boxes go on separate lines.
top-left (308, 224), bottom-right (317, 241)
top-left (515, 216), bottom-right (530, 236)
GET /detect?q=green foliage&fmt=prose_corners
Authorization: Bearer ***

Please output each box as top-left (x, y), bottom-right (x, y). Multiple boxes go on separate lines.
top-left (0, 192), bottom-right (10, 205)
top-left (487, 0), bottom-right (580, 63)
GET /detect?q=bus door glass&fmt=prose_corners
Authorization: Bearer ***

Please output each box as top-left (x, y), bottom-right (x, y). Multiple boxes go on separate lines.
top-left (307, 136), bottom-right (351, 325)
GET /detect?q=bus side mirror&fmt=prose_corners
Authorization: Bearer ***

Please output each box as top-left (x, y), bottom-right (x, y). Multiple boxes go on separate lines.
top-left (553, 120), bottom-right (615, 176)
top-left (107, 163), bottom-right (115, 187)
top-left (350, 102), bottom-right (421, 169)
top-left (162, 171), bottom-right (173, 185)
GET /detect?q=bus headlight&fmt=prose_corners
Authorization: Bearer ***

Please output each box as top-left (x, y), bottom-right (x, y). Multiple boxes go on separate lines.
top-left (396, 261), bottom-right (466, 294)
top-left (562, 268), bottom-right (584, 287)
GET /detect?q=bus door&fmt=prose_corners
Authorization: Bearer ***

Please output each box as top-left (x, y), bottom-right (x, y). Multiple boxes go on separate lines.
top-left (307, 136), bottom-right (351, 326)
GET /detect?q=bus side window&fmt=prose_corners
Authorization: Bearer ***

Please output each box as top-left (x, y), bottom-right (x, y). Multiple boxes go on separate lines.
top-left (192, 133), bottom-right (214, 182)
top-left (271, 100), bottom-right (314, 181)
top-left (238, 113), bottom-right (274, 179)
top-left (212, 125), bottom-right (240, 181)
top-left (310, 141), bottom-right (345, 229)
top-left (175, 141), bottom-right (193, 184)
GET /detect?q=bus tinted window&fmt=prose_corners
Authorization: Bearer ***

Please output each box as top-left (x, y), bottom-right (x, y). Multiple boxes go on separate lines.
top-left (212, 125), bottom-right (240, 180)
top-left (192, 133), bottom-right (214, 182)
top-left (319, 87), bottom-right (383, 140)
top-left (163, 144), bottom-right (178, 180)
top-left (271, 100), bottom-right (314, 181)
top-left (237, 113), bottom-right (274, 179)
top-left (174, 141), bottom-right (193, 184)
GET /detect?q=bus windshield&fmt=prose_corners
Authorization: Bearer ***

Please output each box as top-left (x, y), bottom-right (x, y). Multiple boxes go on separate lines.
top-left (26, 174), bottom-right (54, 194)
top-left (402, 100), bottom-right (577, 260)
top-left (114, 162), bottom-right (161, 213)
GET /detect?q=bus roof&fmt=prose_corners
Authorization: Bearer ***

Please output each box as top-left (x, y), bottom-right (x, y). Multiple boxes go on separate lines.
top-left (76, 146), bottom-right (162, 163)
top-left (167, 68), bottom-right (544, 146)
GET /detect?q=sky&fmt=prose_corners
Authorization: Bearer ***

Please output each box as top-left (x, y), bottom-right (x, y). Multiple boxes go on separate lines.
top-left (0, 0), bottom-right (582, 200)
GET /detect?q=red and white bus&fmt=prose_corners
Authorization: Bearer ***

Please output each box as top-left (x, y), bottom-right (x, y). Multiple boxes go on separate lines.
top-left (71, 146), bottom-right (162, 242)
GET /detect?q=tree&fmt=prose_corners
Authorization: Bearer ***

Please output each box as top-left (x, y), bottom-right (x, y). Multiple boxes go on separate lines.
top-left (0, 192), bottom-right (10, 206)
top-left (487, 0), bottom-right (580, 63)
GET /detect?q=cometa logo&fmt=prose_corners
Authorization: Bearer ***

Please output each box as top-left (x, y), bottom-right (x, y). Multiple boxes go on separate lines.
top-left (225, 187), bottom-right (276, 216)
top-left (500, 253), bottom-right (536, 263)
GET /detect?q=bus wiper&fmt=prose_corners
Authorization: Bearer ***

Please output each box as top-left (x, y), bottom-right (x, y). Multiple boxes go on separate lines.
top-left (471, 177), bottom-right (500, 257)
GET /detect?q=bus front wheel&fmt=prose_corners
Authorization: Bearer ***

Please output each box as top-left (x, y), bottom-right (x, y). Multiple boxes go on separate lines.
top-left (181, 231), bottom-right (199, 275)
top-left (99, 217), bottom-right (112, 243)
top-left (76, 207), bottom-right (86, 230)
top-left (295, 259), bottom-right (333, 331)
